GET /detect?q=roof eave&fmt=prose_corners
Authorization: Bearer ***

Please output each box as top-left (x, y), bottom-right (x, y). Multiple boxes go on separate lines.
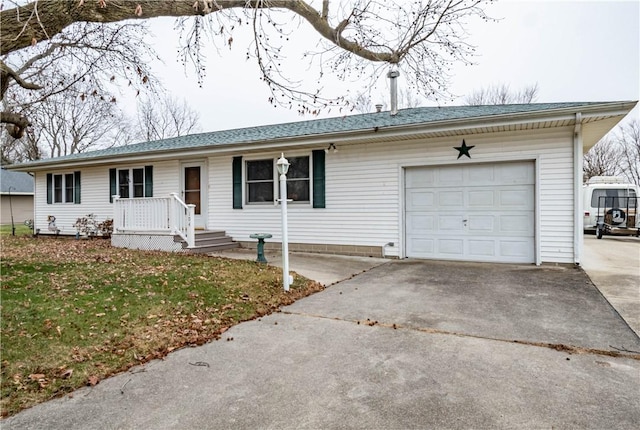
top-left (7, 101), bottom-right (636, 172)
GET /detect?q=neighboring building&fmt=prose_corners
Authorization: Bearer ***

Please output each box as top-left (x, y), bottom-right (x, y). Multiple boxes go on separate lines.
top-left (6, 101), bottom-right (637, 265)
top-left (1, 168), bottom-right (34, 225)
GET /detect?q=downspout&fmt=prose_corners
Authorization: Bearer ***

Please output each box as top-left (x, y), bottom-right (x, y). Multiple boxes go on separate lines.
top-left (573, 112), bottom-right (583, 265)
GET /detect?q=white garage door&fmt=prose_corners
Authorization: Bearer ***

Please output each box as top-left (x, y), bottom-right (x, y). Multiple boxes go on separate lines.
top-left (405, 162), bottom-right (535, 263)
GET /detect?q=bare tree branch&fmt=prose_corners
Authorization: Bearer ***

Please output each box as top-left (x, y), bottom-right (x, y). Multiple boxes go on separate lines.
top-left (1, 111), bottom-right (31, 139)
top-left (583, 120), bottom-right (640, 186)
top-left (1, 0), bottom-right (494, 142)
top-left (616, 120), bottom-right (640, 186)
top-left (2, 20), bottom-right (157, 154)
top-left (132, 94), bottom-right (201, 142)
top-left (2, 0), bottom-right (419, 61)
top-left (465, 83), bottom-right (539, 105)
top-left (583, 138), bottom-right (620, 182)
top-left (0, 60), bottom-right (42, 94)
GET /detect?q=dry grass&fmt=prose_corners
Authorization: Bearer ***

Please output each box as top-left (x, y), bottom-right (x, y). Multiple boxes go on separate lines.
top-left (0, 235), bottom-right (323, 417)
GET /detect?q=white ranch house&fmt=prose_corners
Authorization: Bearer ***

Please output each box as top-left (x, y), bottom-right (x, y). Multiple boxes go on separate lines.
top-left (8, 101), bottom-right (637, 265)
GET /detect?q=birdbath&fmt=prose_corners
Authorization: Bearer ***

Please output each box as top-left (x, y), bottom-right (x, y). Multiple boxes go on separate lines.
top-left (250, 233), bottom-right (273, 263)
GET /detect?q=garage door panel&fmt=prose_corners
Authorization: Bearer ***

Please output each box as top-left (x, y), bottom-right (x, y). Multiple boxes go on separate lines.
top-left (500, 239), bottom-right (534, 258)
top-left (437, 166), bottom-right (464, 185)
top-left (468, 240), bottom-right (496, 257)
top-left (438, 190), bottom-right (464, 206)
top-left (408, 237), bottom-right (435, 254)
top-left (468, 215), bottom-right (495, 232)
top-left (438, 239), bottom-right (464, 255)
top-left (406, 214), bottom-right (435, 232)
top-left (500, 214), bottom-right (533, 234)
top-left (406, 189), bottom-right (435, 210)
top-left (438, 215), bottom-right (465, 231)
top-left (500, 188), bottom-right (533, 208)
top-left (468, 165), bottom-right (495, 184)
top-left (468, 190), bottom-right (496, 207)
top-left (405, 162), bottom-right (535, 263)
top-left (406, 169), bottom-right (435, 187)
top-left (499, 163), bottom-right (535, 184)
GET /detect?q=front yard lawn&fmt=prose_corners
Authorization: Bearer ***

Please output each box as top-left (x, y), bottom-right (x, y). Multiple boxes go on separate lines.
top-left (0, 235), bottom-right (322, 417)
top-left (0, 224), bottom-right (32, 236)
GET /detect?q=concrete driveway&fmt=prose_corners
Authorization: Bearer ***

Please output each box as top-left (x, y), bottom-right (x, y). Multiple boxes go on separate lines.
top-left (581, 234), bottom-right (640, 336)
top-left (5, 257), bottom-right (640, 429)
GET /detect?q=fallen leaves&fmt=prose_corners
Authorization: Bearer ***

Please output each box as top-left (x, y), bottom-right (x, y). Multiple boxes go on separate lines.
top-left (1, 235), bottom-right (324, 418)
top-left (87, 375), bottom-right (100, 387)
top-left (28, 374), bottom-right (48, 389)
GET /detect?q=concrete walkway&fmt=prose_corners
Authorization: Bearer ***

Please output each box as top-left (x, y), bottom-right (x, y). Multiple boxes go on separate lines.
top-left (212, 248), bottom-right (388, 286)
top-left (5, 248), bottom-right (640, 429)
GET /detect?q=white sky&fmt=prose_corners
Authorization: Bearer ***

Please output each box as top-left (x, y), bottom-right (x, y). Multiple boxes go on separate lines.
top-left (130, 0), bottom-right (640, 133)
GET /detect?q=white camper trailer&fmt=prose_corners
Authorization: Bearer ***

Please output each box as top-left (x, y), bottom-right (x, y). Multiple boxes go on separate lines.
top-left (583, 176), bottom-right (639, 236)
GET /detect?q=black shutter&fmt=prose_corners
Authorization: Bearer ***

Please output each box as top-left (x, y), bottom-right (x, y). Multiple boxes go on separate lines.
top-left (74, 171), bottom-right (81, 204)
top-left (312, 150), bottom-right (325, 208)
top-left (109, 168), bottom-right (116, 202)
top-left (144, 166), bottom-right (153, 197)
top-left (232, 156), bottom-right (242, 209)
top-left (46, 173), bottom-right (53, 204)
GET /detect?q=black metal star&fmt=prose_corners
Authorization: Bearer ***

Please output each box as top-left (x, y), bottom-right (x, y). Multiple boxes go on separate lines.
top-left (454, 139), bottom-right (475, 159)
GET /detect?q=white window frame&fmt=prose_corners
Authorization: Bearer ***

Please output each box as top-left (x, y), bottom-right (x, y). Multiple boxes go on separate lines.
top-left (245, 158), bottom-right (275, 204)
top-left (52, 173), bottom-right (76, 204)
top-left (245, 155), bottom-right (311, 205)
top-left (117, 167), bottom-right (146, 199)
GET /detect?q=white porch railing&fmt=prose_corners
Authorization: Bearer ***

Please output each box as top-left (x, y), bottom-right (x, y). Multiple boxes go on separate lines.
top-left (112, 193), bottom-right (195, 248)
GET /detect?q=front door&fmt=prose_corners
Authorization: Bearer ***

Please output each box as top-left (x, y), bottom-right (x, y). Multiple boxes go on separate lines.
top-left (182, 163), bottom-right (206, 229)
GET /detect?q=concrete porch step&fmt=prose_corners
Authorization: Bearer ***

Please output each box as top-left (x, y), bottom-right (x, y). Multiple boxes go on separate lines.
top-left (187, 242), bottom-right (240, 254)
top-left (174, 230), bottom-right (239, 254)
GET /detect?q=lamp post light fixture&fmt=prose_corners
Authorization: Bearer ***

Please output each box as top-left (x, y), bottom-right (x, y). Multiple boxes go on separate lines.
top-left (276, 153), bottom-right (293, 292)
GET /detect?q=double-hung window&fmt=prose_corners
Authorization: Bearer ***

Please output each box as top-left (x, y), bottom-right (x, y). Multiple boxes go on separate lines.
top-left (47, 172), bottom-right (81, 204)
top-left (109, 166), bottom-right (153, 201)
top-left (118, 168), bottom-right (145, 198)
top-left (285, 157), bottom-right (310, 202)
top-left (246, 159), bottom-right (274, 203)
top-left (246, 156), bottom-right (310, 204)
top-left (233, 151), bottom-right (324, 209)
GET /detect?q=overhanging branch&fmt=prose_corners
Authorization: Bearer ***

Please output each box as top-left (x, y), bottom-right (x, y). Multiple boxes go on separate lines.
top-left (1, 111), bottom-right (31, 139)
top-left (1, 0), bottom-right (396, 63)
top-left (1, 60), bottom-right (42, 100)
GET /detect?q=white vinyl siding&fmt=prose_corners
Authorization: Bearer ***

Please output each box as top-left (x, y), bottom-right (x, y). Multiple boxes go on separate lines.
top-left (32, 127), bottom-right (576, 264)
top-left (208, 127), bottom-right (574, 263)
top-left (33, 160), bottom-right (179, 235)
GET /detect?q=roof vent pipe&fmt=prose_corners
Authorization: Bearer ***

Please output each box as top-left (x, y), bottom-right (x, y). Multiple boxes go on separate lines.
top-left (387, 70), bottom-right (400, 116)
top-left (375, 104), bottom-right (383, 113)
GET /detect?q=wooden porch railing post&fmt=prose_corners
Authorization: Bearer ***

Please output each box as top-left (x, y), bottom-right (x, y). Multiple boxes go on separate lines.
top-left (112, 195), bottom-right (120, 231)
top-left (187, 204), bottom-right (196, 248)
top-left (169, 192), bottom-right (178, 235)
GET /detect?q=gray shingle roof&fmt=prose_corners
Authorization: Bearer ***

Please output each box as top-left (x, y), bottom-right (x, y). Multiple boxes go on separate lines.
top-left (6, 102), bottom-right (628, 168)
top-left (1, 168), bottom-right (34, 193)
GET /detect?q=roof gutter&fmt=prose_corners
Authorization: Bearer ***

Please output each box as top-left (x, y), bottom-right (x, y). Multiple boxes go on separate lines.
top-left (0, 192), bottom-right (33, 196)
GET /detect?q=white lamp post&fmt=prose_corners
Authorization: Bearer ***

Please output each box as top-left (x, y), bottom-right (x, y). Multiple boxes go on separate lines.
top-left (276, 153), bottom-right (292, 292)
